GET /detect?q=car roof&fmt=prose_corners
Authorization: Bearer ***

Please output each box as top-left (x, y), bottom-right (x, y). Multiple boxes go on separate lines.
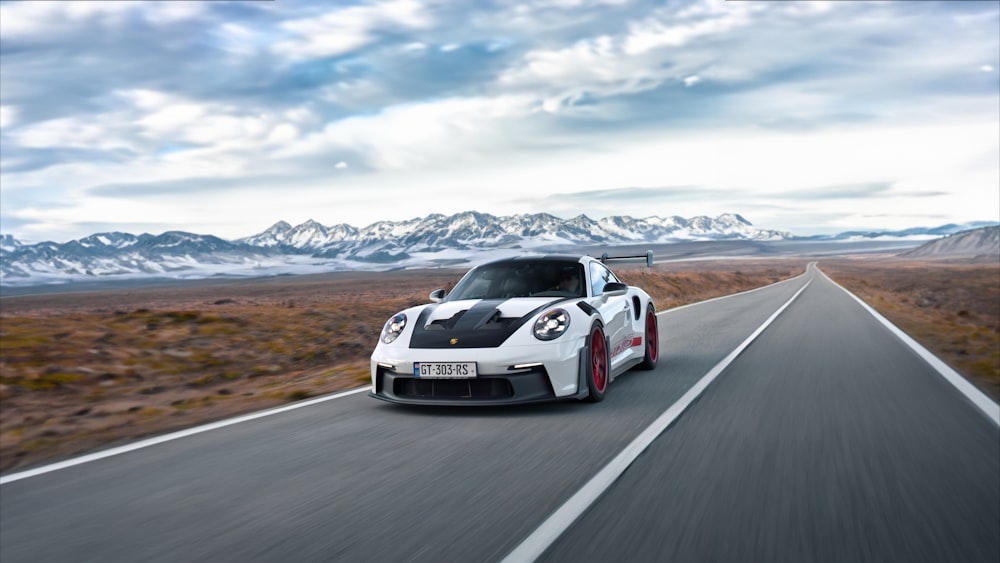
top-left (479, 254), bottom-right (589, 266)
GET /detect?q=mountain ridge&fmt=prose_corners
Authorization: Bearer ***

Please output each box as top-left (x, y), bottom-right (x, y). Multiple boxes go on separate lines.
top-left (234, 211), bottom-right (786, 252)
top-left (900, 225), bottom-right (999, 261)
top-left (1, 212), bottom-right (995, 286)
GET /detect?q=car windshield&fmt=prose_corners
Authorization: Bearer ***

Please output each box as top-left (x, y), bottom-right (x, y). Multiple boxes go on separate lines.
top-left (447, 260), bottom-right (585, 300)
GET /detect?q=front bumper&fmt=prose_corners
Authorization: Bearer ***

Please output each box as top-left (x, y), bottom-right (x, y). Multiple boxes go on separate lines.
top-left (370, 333), bottom-right (589, 405)
top-left (369, 364), bottom-right (563, 405)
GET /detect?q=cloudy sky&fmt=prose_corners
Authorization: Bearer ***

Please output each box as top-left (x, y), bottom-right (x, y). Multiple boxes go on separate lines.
top-left (1, 0), bottom-right (997, 243)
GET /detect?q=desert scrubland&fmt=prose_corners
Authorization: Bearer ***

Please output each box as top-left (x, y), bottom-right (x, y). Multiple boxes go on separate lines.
top-left (1, 258), bottom-right (997, 472)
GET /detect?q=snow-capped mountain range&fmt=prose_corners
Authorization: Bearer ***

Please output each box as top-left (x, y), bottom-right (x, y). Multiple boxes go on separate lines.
top-left (0, 211), bottom-right (990, 287)
top-left (237, 212), bottom-right (787, 257)
top-left (2, 212), bottom-right (784, 285)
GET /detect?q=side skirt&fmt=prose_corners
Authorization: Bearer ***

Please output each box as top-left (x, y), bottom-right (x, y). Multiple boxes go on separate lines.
top-left (572, 347), bottom-right (591, 400)
top-left (610, 357), bottom-right (643, 382)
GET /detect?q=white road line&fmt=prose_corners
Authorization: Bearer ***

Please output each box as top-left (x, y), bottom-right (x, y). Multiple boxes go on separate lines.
top-left (661, 266), bottom-right (811, 315)
top-left (0, 387), bottom-right (370, 486)
top-left (499, 275), bottom-right (814, 563)
top-left (817, 266), bottom-right (1000, 427)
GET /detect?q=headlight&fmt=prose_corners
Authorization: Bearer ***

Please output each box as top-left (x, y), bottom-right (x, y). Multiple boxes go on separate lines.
top-left (533, 308), bottom-right (570, 341)
top-left (381, 313), bottom-right (407, 344)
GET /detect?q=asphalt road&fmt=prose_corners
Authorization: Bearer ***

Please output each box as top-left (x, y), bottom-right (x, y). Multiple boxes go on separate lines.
top-left (1, 265), bottom-right (997, 562)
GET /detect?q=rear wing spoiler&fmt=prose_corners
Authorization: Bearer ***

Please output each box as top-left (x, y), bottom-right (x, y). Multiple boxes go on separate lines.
top-left (598, 250), bottom-right (654, 268)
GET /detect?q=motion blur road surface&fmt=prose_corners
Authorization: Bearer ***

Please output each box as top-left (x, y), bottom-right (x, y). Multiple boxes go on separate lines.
top-left (2, 265), bottom-right (997, 562)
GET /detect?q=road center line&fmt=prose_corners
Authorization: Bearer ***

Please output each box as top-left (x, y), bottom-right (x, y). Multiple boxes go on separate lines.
top-left (0, 387), bottom-right (370, 486)
top-left (500, 274), bottom-right (814, 563)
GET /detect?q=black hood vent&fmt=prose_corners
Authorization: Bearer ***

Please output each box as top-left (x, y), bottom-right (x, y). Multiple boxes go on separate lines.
top-left (409, 298), bottom-right (562, 349)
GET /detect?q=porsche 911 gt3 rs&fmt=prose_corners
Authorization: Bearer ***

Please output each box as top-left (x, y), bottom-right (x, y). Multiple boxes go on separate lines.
top-left (369, 254), bottom-right (659, 405)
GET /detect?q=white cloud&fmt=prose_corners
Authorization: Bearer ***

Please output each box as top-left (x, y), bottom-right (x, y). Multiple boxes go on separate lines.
top-left (0, 0), bottom-right (203, 39)
top-left (118, 89), bottom-right (171, 110)
top-left (500, 34), bottom-right (669, 112)
top-left (274, 0), bottom-right (433, 60)
top-left (495, 1), bottom-right (782, 109)
top-left (12, 116), bottom-right (133, 151)
top-left (140, 1), bottom-right (205, 25)
top-left (268, 124), bottom-right (300, 144)
top-left (6, 88), bottom-right (320, 191)
top-left (0, 106), bottom-right (16, 129)
top-left (528, 0), bottom-right (628, 7)
top-left (478, 0), bottom-right (630, 35)
top-left (0, 1), bottom-right (128, 37)
top-left (216, 23), bottom-right (263, 56)
top-left (401, 42), bottom-right (427, 54)
top-left (503, 35), bottom-right (612, 88)
top-left (623, 4), bottom-right (753, 54)
top-left (121, 90), bottom-right (308, 150)
top-left (138, 104), bottom-right (207, 136)
top-left (274, 94), bottom-right (538, 170)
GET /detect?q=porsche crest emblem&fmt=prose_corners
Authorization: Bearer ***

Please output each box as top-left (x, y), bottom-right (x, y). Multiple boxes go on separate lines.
top-left (450, 338), bottom-right (459, 345)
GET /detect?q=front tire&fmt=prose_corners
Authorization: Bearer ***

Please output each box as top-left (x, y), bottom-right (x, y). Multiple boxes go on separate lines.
top-left (586, 324), bottom-right (609, 402)
top-left (637, 305), bottom-right (659, 371)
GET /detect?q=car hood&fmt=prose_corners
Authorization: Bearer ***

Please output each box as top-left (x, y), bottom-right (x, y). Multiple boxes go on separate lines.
top-left (409, 297), bottom-right (568, 349)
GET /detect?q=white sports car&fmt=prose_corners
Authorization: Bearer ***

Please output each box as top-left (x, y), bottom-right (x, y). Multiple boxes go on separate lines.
top-left (369, 254), bottom-right (659, 405)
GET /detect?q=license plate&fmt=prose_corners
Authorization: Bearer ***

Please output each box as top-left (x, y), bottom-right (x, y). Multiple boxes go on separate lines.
top-left (414, 362), bottom-right (477, 378)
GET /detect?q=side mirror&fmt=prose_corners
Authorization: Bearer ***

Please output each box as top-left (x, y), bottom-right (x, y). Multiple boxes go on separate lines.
top-left (429, 289), bottom-right (447, 303)
top-left (603, 282), bottom-right (628, 296)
